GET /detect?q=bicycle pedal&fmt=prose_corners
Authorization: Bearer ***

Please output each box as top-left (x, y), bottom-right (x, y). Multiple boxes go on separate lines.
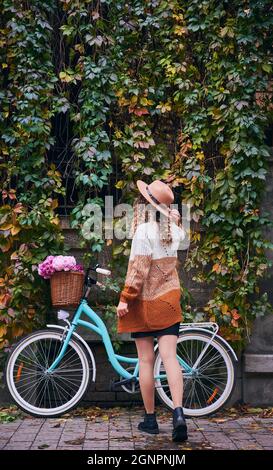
top-left (110, 377), bottom-right (136, 391)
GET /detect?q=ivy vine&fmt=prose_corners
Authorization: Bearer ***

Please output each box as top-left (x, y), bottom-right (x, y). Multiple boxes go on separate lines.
top-left (0, 1), bottom-right (65, 360)
top-left (1, 0), bottom-right (273, 358)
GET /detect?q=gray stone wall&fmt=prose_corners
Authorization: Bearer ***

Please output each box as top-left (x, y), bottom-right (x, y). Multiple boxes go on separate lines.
top-left (242, 153), bottom-right (273, 405)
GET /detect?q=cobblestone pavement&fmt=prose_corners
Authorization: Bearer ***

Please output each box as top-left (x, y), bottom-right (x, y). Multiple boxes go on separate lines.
top-left (1, 406), bottom-right (273, 451)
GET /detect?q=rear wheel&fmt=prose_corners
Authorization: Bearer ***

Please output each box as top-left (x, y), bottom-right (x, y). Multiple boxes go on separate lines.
top-left (154, 331), bottom-right (235, 417)
top-left (5, 329), bottom-right (91, 417)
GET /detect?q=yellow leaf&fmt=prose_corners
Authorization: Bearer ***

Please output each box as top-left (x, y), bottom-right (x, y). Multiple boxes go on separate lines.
top-left (74, 43), bottom-right (84, 54)
top-left (59, 71), bottom-right (74, 83)
top-left (173, 26), bottom-right (188, 36)
top-left (139, 97), bottom-right (153, 106)
top-left (114, 130), bottom-right (122, 139)
top-left (0, 326), bottom-right (7, 338)
top-left (196, 151), bottom-right (205, 161)
top-left (10, 251), bottom-right (18, 260)
top-left (12, 326), bottom-right (24, 338)
top-left (11, 225), bottom-right (21, 236)
top-left (172, 13), bottom-right (184, 21)
top-left (176, 177), bottom-right (190, 184)
top-left (212, 418), bottom-right (229, 423)
top-left (130, 95), bottom-right (138, 105)
top-left (156, 102), bottom-right (172, 113)
top-left (0, 223), bottom-right (12, 230)
top-left (192, 232), bottom-right (200, 241)
top-left (221, 304), bottom-right (229, 314)
top-left (115, 180), bottom-right (125, 189)
top-left (51, 199), bottom-right (59, 210)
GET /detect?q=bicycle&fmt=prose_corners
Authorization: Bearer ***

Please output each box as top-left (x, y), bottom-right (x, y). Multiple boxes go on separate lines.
top-left (5, 262), bottom-right (238, 418)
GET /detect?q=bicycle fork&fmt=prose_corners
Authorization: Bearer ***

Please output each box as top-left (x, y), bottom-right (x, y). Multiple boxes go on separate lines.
top-left (46, 323), bottom-right (77, 373)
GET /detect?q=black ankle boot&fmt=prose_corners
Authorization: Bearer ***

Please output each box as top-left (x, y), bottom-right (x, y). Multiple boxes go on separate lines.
top-left (138, 412), bottom-right (159, 435)
top-left (172, 407), bottom-right (188, 442)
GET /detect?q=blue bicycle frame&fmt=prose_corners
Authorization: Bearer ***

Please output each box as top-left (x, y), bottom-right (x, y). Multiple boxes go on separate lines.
top-left (47, 299), bottom-right (193, 381)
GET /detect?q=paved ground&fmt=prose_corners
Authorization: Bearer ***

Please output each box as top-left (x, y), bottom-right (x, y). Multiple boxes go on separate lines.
top-left (1, 406), bottom-right (273, 450)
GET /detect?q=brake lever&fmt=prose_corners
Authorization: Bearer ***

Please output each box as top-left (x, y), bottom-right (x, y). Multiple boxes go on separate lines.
top-left (96, 281), bottom-right (106, 289)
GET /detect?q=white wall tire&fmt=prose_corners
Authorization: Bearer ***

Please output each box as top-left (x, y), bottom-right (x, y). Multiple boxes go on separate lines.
top-left (5, 330), bottom-right (91, 417)
top-left (154, 332), bottom-right (235, 417)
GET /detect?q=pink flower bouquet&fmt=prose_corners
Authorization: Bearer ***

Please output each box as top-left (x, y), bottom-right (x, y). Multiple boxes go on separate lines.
top-left (38, 255), bottom-right (84, 279)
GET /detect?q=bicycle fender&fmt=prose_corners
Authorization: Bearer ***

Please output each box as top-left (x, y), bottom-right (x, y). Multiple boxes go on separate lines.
top-left (46, 324), bottom-right (96, 382)
top-left (214, 333), bottom-right (238, 362)
top-left (153, 328), bottom-right (238, 362)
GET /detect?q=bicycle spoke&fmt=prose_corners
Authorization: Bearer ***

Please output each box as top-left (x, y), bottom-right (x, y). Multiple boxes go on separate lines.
top-left (50, 375), bottom-right (68, 406)
top-left (198, 353), bottom-right (225, 372)
top-left (17, 351), bottom-right (44, 370)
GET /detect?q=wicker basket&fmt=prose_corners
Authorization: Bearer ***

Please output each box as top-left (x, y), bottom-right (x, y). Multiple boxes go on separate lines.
top-left (50, 271), bottom-right (85, 307)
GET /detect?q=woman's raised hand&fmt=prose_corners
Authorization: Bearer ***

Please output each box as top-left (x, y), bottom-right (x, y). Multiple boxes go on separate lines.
top-left (169, 209), bottom-right (181, 225)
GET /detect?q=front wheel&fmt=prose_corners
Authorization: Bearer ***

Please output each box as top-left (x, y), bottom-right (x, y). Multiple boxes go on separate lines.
top-left (154, 331), bottom-right (236, 417)
top-left (5, 329), bottom-right (91, 417)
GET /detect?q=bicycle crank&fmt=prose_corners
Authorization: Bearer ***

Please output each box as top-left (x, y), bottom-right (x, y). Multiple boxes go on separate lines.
top-left (110, 375), bottom-right (139, 394)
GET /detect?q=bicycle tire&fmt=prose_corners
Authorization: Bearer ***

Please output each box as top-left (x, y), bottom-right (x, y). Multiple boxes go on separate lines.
top-left (4, 329), bottom-right (93, 418)
top-left (154, 330), bottom-right (236, 417)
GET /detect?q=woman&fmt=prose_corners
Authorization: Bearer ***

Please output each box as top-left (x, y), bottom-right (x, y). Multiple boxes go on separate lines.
top-left (116, 179), bottom-right (188, 442)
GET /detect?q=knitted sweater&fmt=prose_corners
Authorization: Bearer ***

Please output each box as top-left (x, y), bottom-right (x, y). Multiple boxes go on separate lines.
top-left (117, 221), bottom-right (185, 334)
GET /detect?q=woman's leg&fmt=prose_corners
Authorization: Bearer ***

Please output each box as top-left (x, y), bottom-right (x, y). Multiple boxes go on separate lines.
top-left (157, 335), bottom-right (183, 408)
top-left (134, 337), bottom-right (155, 413)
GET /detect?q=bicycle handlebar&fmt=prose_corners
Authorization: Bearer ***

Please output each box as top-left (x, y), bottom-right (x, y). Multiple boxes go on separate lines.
top-left (84, 264), bottom-right (111, 291)
top-left (95, 267), bottom-right (111, 276)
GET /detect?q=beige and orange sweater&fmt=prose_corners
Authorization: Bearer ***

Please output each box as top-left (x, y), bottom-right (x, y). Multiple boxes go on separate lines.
top-left (117, 221), bottom-right (186, 334)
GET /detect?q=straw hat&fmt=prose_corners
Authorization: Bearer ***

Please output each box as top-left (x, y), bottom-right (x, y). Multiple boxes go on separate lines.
top-left (136, 179), bottom-right (178, 221)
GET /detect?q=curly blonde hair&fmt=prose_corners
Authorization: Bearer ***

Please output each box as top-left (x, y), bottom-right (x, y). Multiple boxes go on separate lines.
top-left (132, 194), bottom-right (173, 246)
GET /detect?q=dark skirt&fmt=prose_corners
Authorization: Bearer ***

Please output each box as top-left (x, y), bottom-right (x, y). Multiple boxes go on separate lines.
top-left (131, 321), bottom-right (180, 339)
